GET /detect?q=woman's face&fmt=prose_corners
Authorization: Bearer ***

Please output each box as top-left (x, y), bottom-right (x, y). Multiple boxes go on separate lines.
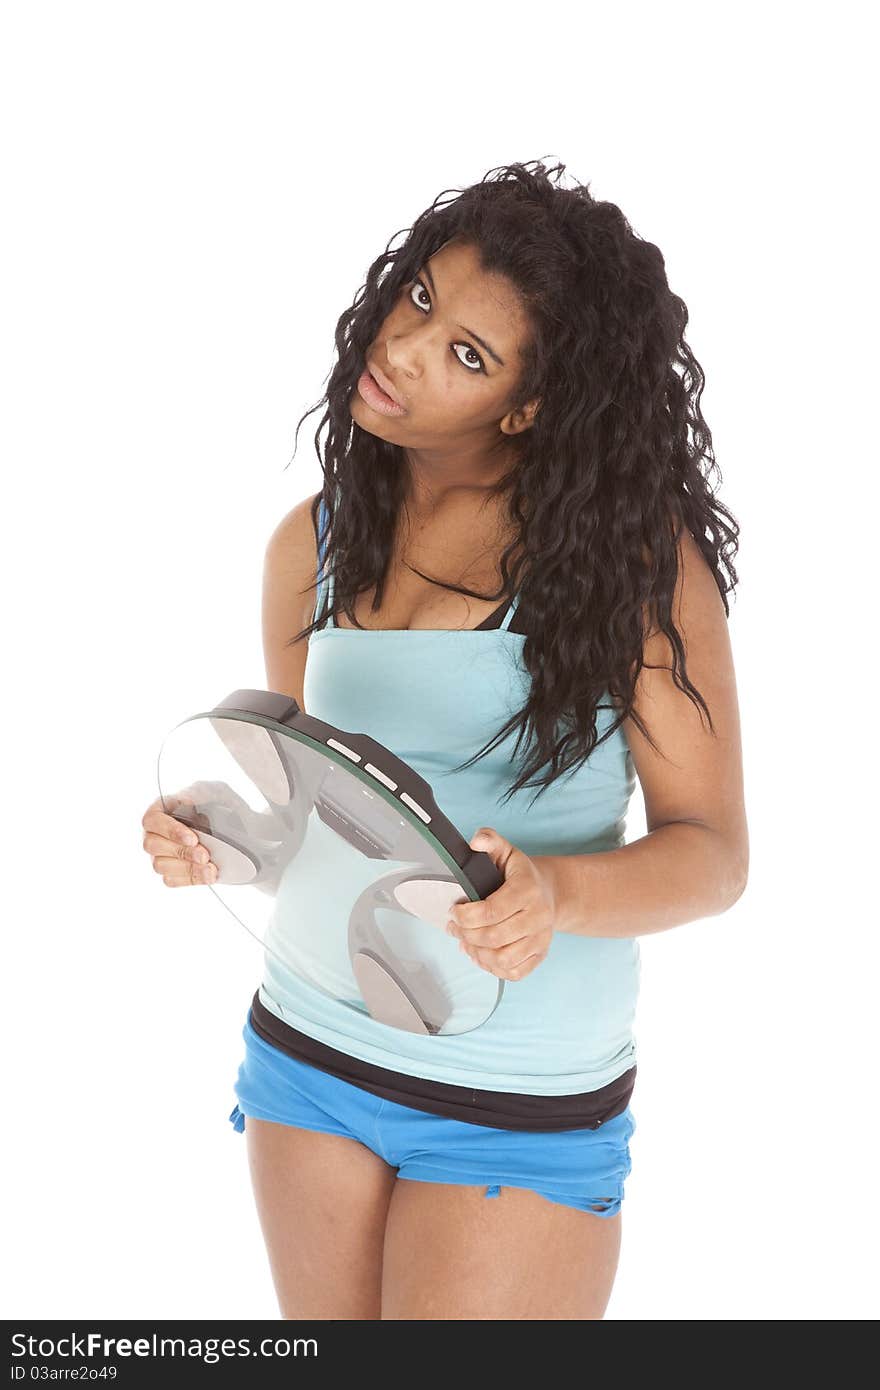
top-left (349, 237), bottom-right (538, 460)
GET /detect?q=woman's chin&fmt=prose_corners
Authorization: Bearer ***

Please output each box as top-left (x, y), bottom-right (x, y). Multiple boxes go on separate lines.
top-left (349, 389), bottom-right (408, 441)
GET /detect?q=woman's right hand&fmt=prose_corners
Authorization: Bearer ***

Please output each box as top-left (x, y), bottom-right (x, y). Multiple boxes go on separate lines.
top-left (141, 793), bottom-right (218, 887)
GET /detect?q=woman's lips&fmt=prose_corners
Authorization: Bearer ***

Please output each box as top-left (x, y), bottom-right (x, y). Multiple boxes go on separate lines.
top-left (357, 366), bottom-right (407, 417)
top-left (367, 359), bottom-right (406, 406)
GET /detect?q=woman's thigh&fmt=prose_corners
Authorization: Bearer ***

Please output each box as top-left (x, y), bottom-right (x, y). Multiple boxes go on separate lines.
top-left (244, 1115), bottom-right (397, 1320)
top-left (381, 1177), bottom-right (622, 1320)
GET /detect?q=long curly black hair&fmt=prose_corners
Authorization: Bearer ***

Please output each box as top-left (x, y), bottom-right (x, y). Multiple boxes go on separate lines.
top-left (283, 158), bottom-right (740, 809)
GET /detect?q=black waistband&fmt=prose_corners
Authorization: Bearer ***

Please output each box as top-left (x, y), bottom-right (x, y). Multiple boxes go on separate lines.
top-left (248, 990), bottom-right (635, 1133)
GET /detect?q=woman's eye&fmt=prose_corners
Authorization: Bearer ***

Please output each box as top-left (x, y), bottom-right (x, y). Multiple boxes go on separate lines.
top-left (409, 279), bottom-right (431, 312)
top-left (407, 279), bottom-right (485, 374)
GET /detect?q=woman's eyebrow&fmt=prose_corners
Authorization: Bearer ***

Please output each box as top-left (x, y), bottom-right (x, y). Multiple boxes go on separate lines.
top-left (421, 261), bottom-right (505, 367)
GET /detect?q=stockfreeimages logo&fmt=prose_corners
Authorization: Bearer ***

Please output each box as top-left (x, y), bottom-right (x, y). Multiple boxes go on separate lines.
top-left (9, 1331), bottom-right (317, 1364)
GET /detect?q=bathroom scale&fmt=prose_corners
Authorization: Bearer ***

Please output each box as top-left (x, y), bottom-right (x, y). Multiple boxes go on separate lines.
top-left (156, 689), bottom-right (506, 1036)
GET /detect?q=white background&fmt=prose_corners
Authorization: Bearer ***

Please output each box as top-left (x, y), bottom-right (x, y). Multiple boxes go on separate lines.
top-left (2, 0), bottom-right (876, 1321)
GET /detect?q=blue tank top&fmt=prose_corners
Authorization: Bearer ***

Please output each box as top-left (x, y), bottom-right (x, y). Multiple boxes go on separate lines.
top-left (257, 496), bottom-right (640, 1096)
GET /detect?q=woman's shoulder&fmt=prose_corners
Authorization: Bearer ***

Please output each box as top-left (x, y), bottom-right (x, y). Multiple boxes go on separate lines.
top-left (265, 491), bottom-right (329, 597)
top-left (266, 490), bottom-right (324, 563)
top-left (262, 492), bottom-right (325, 700)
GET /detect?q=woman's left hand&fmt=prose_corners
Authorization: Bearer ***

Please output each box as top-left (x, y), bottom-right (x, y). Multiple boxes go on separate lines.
top-left (445, 826), bottom-right (557, 981)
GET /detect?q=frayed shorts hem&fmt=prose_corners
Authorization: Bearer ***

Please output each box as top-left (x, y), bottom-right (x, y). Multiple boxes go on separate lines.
top-left (384, 1163), bottom-right (625, 1217)
top-left (229, 1102), bottom-right (625, 1217)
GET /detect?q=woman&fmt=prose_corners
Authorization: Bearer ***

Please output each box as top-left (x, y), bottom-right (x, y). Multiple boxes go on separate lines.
top-left (142, 159), bottom-right (748, 1320)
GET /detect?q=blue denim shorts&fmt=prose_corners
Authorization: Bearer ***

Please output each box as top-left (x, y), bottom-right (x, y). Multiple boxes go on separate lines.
top-left (229, 1010), bottom-right (636, 1218)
